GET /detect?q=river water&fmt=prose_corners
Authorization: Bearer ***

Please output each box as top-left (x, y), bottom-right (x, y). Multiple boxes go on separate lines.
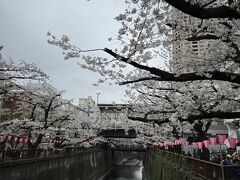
top-left (105, 157), bottom-right (145, 180)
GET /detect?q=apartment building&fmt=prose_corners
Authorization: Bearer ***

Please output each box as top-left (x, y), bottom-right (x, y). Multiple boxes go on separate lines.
top-left (171, 8), bottom-right (210, 74)
top-left (171, 2), bottom-right (229, 136)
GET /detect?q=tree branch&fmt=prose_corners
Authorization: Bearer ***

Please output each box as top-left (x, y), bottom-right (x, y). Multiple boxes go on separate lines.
top-left (119, 76), bottom-right (161, 85)
top-left (128, 111), bottom-right (240, 125)
top-left (165, 0), bottom-right (240, 19)
top-left (201, 0), bottom-right (218, 8)
top-left (104, 48), bottom-right (240, 84)
top-left (186, 34), bottom-right (220, 41)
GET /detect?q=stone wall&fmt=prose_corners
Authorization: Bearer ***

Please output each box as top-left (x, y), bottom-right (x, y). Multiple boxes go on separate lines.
top-left (0, 148), bottom-right (113, 180)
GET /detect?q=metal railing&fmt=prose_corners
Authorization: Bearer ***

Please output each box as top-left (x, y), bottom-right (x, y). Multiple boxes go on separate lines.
top-left (0, 146), bottom-right (91, 162)
top-left (0, 147), bottom-right (113, 180)
top-left (145, 148), bottom-right (240, 180)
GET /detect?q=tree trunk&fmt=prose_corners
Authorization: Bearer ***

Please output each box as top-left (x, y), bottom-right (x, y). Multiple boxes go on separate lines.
top-left (193, 120), bottom-right (212, 141)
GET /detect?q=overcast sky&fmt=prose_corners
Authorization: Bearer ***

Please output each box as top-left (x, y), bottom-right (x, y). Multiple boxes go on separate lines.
top-left (0, 0), bottom-right (129, 105)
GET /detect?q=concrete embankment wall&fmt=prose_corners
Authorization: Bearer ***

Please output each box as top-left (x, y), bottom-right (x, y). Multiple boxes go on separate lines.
top-left (0, 148), bottom-right (113, 180)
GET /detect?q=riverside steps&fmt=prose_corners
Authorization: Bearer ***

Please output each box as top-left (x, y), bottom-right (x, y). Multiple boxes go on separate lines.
top-left (0, 146), bottom-right (240, 180)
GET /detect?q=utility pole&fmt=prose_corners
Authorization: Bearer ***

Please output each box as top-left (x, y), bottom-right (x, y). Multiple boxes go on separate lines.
top-left (0, 46), bottom-right (3, 60)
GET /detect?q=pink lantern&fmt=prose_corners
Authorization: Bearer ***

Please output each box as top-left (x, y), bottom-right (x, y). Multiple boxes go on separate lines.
top-left (209, 137), bottom-right (217, 145)
top-left (89, 141), bottom-right (96, 145)
top-left (228, 137), bottom-right (237, 149)
top-left (197, 142), bottom-right (203, 149)
top-left (192, 142), bottom-right (198, 148)
top-left (19, 138), bottom-right (23, 143)
top-left (7, 135), bottom-right (12, 141)
top-left (203, 140), bottom-right (209, 148)
top-left (218, 134), bottom-right (227, 145)
top-left (181, 140), bottom-right (189, 146)
top-left (182, 141), bottom-right (189, 146)
top-left (24, 137), bottom-right (29, 144)
top-left (170, 141), bottom-right (174, 146)
top-left (158, 142), bottom-right (163, 148)
top-left (174, 140), bottom-right (177, 145)
top-left (153, 142), bottom-right (158, 148)
top-left (175, 139), bottom-right (181, 145)
top-left (14, 137), bottom-right (18, 142)
top-left (164, 141), bottom-right (169, 148)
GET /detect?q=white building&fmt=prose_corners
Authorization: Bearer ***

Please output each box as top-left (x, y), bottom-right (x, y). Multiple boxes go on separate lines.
top-left (78, 96), bottom-right (99, 118)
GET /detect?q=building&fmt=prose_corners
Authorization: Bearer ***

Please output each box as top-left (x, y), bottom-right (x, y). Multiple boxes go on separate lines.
top-left (0, 90), bottom-right (24, 122)
top-left (171, 2), bottom-right (229, 136)
top-left (98, 104), bottom-right (132, 120)
top-left (0, 81), bottom-right (25, 122)
top-left (79, 96), bottom-right (99, 118)
top-left (0, 82), bottom-right (61, 122)
top-left (62, 102), bottom-right (88, 117)
top-left (97, 103), bottom-right (136, 129)
top-left (171, 7), bottom-right (210, 74)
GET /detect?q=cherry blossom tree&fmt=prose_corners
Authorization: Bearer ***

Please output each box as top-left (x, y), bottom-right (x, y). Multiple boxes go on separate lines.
top-left (0, 48), bottom-right (98, 147)
top-left (0, 47), bottom-right (49, 122)
top-left (9, 83), bottom-right (100, 148)
top-left (48, 0), bottom-right (240, 139)
top-left (0, 47), bottom-right (48, 94)
top-left (0, 83), bottom-right (99, 149)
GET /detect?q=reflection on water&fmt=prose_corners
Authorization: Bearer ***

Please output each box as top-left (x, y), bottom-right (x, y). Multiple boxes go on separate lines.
top-left (106, 158), bottom-right (144, 180)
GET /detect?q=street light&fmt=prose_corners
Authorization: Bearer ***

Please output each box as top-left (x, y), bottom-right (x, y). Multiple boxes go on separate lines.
top-left (96, 92), bottom-right (101, 121)
top-left (96, 92), bottom-right (101, 105)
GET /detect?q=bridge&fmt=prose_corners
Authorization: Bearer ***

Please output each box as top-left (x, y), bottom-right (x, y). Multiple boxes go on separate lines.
top-left (98, 128), bottom-right (137, 138)
top-left (111, 147), bottom-right (146, 152)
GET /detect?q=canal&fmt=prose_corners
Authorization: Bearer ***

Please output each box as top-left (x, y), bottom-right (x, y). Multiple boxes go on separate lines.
top-left (105, 152), bottom-right (146, 180)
